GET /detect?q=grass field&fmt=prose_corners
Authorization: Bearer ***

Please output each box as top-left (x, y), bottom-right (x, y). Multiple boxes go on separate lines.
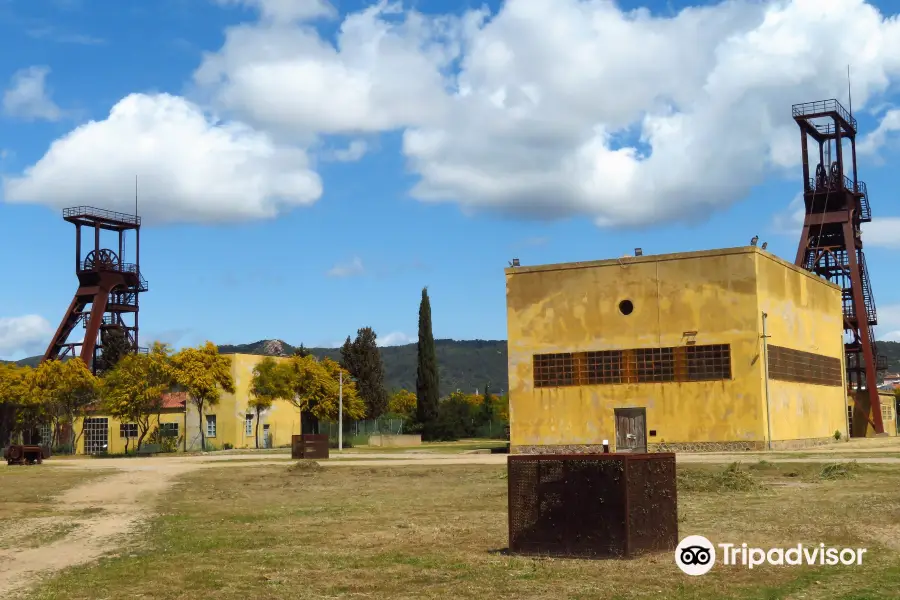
top-left (17, 459), bottom-right (900, 600)
top-left (0, 467), bottom-right (104, 522)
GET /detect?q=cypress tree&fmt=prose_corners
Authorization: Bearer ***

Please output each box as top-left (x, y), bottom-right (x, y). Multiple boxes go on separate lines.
top-left (99, 326), bottom-right (132, 373)
top-left (416, 287), bottom-right (439, 438)
top-left (481, 383), bottom-right (495, 425)
top-left (341, 328), bottom-right (388, 419)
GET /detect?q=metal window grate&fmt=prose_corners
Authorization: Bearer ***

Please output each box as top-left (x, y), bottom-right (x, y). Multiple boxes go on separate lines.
top-left (584, 350), bottom-right (623, 384)
top-left (533, 344), bottom-right (731, 388)
top-left (634, 348), bottom-right (675, 382)
top-left (533, 353), bottom-right (575, 387)
top-left (685, 344), bottom-right (731, 381)
top-left (83, 417), bottom-right (109, 455)
top-left (767, 345), bottom-right (842, 387)
top-left (119, 423), bottom-right (138, 439)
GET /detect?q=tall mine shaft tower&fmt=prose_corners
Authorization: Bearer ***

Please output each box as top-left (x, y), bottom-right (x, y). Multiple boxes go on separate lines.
top-left (43, 206), bottom-right (148, 374)
top-left (792, 99), bottom-right (886, 435)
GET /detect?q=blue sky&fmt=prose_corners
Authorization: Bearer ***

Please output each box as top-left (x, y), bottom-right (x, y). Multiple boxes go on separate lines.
top-left (0, 0), bottom-right (899, 360)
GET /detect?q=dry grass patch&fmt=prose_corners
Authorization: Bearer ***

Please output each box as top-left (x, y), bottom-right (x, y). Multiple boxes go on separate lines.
top-left (22, 462), bottom-right (900, 600)
top-left (0, 467), bottom-right (107, 521)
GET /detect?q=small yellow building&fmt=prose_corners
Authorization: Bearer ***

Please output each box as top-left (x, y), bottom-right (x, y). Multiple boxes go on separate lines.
top-left (848, 391), bottom-right (898, 438)
top-left (505, 246), bottom-right (848, 453)
top-left (74, 353), bottom-right (303, 454)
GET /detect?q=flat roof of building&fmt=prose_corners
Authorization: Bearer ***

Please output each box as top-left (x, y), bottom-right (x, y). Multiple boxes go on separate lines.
top-left (504, 246), bottom-right (840, 290)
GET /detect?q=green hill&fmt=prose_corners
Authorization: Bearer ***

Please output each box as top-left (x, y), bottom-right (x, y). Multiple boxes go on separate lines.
top-left (8, 339), bottom-right (900, 396)
top-left (218, 338), bottom-right (509, 397)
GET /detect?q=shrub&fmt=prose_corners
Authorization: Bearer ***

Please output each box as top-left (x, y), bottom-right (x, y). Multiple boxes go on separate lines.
top-left (820, 461), bottom-right (860, 480)
top-left (678, 462), bottom-right (760, 493)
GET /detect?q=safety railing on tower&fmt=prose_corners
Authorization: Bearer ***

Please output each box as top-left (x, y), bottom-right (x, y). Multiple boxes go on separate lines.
top-left (78, 261), bottom-right (148, 291)
top-left (792, 99), bottom-right (857, 132)
top-left (63, 206), bottom-right (141, 226)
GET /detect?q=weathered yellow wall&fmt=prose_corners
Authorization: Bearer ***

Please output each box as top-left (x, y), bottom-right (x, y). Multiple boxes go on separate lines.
top-left (850, 392), bottom-right (898, 438)
top-left (506, 248), bottom-right (766, 450)
top-left (506, 247), bottom-right (846, 451)
top-left (755, 253), bottom-right (847, 442)
top-left (187, 354), bottom-right (301, 450)
top-left (74, 410), bottom-right (184, 454)
top-left (75, 353), bottom-right (302, 454)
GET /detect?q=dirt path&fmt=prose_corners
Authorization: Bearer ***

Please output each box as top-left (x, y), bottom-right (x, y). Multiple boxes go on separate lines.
top-left (0, 463), bottom-right (197, 597)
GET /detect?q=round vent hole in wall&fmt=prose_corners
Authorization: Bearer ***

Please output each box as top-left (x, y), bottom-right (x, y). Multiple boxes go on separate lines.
top-left (619, 300), bottom-right (634, 315)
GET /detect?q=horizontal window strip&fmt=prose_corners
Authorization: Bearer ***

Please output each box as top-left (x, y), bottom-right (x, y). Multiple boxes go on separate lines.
top-left (767, 345), bottom-right (842, 387)
top-left (533, 344), bottom-right (731, 388)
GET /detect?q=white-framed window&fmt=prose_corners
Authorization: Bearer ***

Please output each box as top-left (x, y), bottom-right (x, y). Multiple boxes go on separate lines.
top-left (160, 422), bottom-right (179, 438)
top-left (882, 403), bottom-right (894, 422)
top-left (120, 423), bottom-right (138, 439)
top-left (206, 415), bottom-right (217, 438)
top-left (245, 414), bottom-right (253, 436)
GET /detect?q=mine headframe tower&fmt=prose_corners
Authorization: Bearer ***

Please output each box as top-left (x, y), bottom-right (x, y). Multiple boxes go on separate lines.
top-left (792, 98), bottom-right (886, 435)
top-left (42, 206), bottom-right (148, 375)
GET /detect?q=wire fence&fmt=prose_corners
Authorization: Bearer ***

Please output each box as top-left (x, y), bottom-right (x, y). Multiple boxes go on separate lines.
top-left (317, 417), bottom-right (510, 447)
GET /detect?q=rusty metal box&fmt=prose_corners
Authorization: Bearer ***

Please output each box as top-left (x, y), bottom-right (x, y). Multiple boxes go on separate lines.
top-left (507, 453), bottom-right (677, 558)
top-left (291, 434), bottom-right (329, 459)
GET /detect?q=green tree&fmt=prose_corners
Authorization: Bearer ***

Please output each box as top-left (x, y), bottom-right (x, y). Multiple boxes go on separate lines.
top-left (170, 342), bottom-right (235, 451)
top-left (100, 343), bottom-right (173, 452)
top-left (99, 326), bottom-right (132, 373)
top-left (433, 392), bottom-right (476, 441)
top-left (293, 344), bottom-right (312, 358)
top-left (416, 287), bottom-right (440, 439)
top-left (277, 355), bottom-right (366, 425)
top-left (249, 357), bottom-right (287, 448)
top-left (340, 327), bottom-right (388, 419)
top-left (480, 383), bottom-right (495, 425)
top-left (0, 363), bottom-right (36, 446)
top-left (31, 358), bottom-right (99, 450)
top-left (388, 389), bottom-right (417, 419)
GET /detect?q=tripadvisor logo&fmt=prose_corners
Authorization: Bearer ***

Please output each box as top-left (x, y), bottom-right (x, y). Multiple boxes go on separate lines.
top-left (675, 536), bottom-right (867, 575)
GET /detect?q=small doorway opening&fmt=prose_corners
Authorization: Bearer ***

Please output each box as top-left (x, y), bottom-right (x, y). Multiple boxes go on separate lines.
top-left (614, 408), bottom-right (647, 453)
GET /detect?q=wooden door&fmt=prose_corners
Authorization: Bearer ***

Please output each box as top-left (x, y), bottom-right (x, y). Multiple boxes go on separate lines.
top-left (614, 408), bottom-right (647, 453)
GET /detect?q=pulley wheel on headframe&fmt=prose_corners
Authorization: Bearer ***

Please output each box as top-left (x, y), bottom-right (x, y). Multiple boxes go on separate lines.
top-left (84, 248), bottom-right (120, 271)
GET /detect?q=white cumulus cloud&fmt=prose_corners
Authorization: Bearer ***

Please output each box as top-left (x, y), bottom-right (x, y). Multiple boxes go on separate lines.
top-left (215, 0), bottom-right (337, 22)
top-left (0, 315), bottom-right (53, 358)
top-left (194, 1), bottom-right (469, 138)
top-left (2, 66), bottom-right (63, 121)
top-left (2, 93), bottom-right (322, 224)
top-left (330, 139), bottom-right (368, 162)
top-left (197, 0), bottom-right (900, 227)
top-left (379, 331), bottom-right (413, 346)
top-left (858, 108), bottom-right (900, 156)
top-left (327, 256), bottom-right (364, 277)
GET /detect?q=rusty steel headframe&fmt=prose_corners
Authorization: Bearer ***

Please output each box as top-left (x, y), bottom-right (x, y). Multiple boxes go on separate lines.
top-left (42, 206), bottom-right (148, 374)
top-left (792, 99), bottom-right (884, 434)
top-left (507, 453), bottom-right (677, 559)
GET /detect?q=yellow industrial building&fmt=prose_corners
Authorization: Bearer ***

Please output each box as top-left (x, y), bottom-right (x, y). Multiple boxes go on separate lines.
top-left (73, 353), bottom-right (302, 454)
top-left (849, 391), bottom-right (897, 438)
top-left (505, 246), bottom-right (851, 453)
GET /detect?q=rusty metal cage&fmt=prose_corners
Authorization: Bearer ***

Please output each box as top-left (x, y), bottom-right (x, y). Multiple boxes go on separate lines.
top-left (508, 453), bottom-right (677, 558)
top-left (291, 434), bottom-right (329, 459)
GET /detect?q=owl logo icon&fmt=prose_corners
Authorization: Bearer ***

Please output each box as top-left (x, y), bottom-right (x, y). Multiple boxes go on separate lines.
top-left (675, 535), bottom-right (716, 576)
